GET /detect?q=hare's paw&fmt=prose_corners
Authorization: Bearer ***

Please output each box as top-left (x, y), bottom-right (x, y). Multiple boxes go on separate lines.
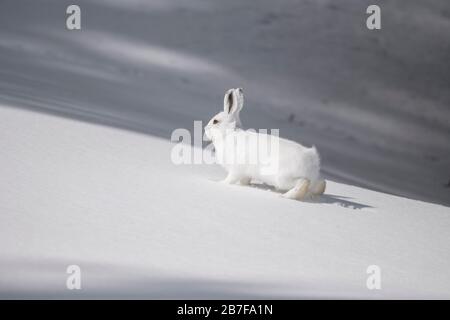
top-left (239, 176), bottom-right (251, 186)
top-left (311, 179), bottom-right (326, 196)
top-left (221, 172), bottom-right (242, 185)
top-left (282, 179), bottom-right (310, 200)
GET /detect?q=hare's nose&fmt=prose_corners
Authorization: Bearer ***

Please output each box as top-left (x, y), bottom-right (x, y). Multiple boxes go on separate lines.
top-left (238, 88), bottom-right (243, 93)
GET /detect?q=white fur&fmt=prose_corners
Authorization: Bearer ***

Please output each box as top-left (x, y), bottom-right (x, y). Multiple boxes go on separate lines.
top-left (204, 88), bottom-right (325, 199)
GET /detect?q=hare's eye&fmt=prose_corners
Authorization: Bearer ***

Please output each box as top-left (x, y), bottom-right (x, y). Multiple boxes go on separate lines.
top-left (213, 119), bottom-right (219, 124)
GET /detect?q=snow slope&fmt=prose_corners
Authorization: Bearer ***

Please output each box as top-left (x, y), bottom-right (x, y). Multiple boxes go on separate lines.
top-left (1, 105), bottom-right (449, 299)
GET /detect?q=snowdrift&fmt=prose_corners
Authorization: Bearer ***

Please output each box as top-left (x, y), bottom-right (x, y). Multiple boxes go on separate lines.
top-left (1, 105), bottom-right (449, 299)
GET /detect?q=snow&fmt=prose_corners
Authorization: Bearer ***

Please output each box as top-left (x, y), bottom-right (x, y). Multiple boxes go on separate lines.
top-left (1, 105), bottom-right (449, 299)
top-left (0, 0), bottom-right (450, 298)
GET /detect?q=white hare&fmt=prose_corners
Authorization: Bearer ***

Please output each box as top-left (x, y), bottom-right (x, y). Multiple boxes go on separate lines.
top-left (204, 88), bottom-right (326, 200)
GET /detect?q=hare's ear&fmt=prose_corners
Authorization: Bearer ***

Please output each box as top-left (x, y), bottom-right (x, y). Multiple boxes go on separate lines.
top-left (235, 88), bottom-right (244, 114)
top-left (223, 89), bottom-right (238, 115)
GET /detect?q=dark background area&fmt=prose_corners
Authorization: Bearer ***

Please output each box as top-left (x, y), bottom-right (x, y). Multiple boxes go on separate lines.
top-left (1, 0), bottom-right (449, 205)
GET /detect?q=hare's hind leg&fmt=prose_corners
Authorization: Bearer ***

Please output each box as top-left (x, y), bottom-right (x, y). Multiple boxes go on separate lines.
top-left (311, 179), bottom-right (326, 196)
top-left (239, 176), bottom-right (251, 185)
top-left (282, 178), bottom-right (310, 200)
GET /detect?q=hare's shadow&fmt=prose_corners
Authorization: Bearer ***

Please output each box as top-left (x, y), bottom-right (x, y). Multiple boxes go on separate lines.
top-left (307, 194), bottom-right (373, 210)
top-left (249, 183), bottom-right (373, 210)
